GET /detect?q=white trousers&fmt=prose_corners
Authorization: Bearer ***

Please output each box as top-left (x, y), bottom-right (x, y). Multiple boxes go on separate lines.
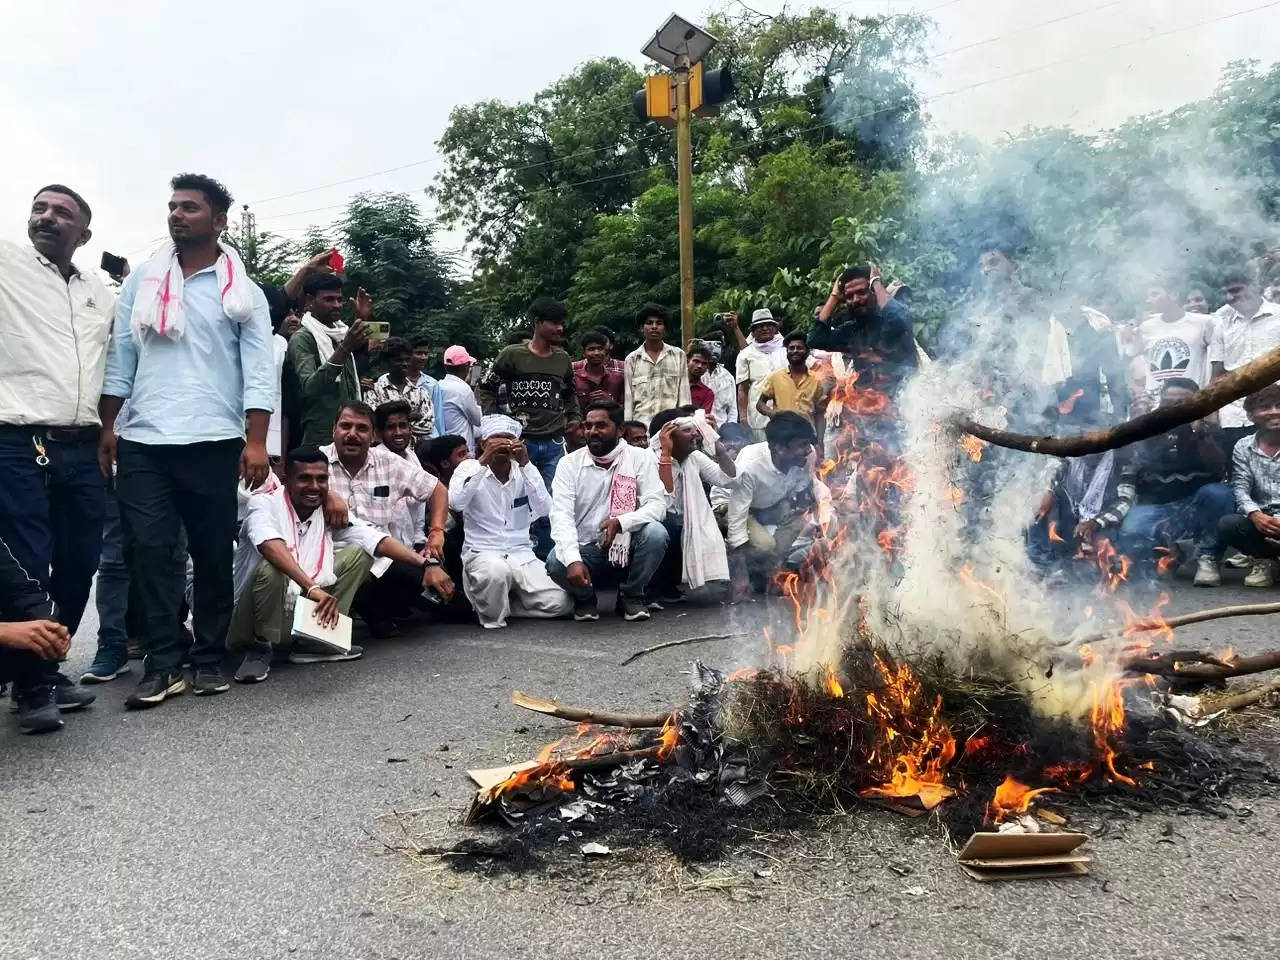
top-left (462, 551), bottom-right (573, 629)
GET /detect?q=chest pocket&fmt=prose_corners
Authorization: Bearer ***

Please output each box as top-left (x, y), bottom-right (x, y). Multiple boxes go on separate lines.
top-left (511, 493), bottom-right (531, 527)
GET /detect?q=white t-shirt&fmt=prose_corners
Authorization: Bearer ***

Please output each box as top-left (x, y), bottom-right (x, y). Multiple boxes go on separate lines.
top-left (1139, 312), bottom-right (1212, 395)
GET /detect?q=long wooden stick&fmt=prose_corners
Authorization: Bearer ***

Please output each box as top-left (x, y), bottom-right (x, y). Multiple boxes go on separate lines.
top-left (1124, 649), bottom-right (1280, 680)
top-left (956, 345), bottom-right (1280, 456)
top-left (511, 690), bottom-right (671, 728)
top-left (620, 632), bottom-right (747, 666)
top-left (1209, 675), bottom-right (1280, 711)
top-left (1069, 601), bottom-right (1280, 648)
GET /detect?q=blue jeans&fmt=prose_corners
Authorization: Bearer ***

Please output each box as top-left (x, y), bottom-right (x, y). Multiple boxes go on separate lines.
top-left (94, 488), bottom-right (130, 661)
top-left (1118, 482), bottom-right (1233, 569)
top-left (0, 429), bottom-right (105, 637)
top-left (525, 436), bottom-right (564, 560)
top-left (546, 521), bottom-right (670, 604)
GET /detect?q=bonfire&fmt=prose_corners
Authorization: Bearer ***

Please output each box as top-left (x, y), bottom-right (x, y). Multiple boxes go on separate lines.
top-left (459, 356), bottom-right (1280, 865)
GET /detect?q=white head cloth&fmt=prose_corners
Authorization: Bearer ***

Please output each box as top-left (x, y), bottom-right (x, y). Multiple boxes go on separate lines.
top-left (479, 414), bottom-right (522, 441)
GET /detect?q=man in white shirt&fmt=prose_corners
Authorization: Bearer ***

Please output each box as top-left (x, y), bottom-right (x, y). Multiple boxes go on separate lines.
top-left (736, 308), bottom-right (787, 440)
top-left (649, 409), bottom-right (737, 603)
top-left (0, 185), bottom-right (114, 718)
top-left (697, 334), bottom-right (737, 424)
top-left (1209, 273), bottom-right (1280, 447)
top-left (437, 345), bottom-right (484, 454)
top-left (1138, 285), bottom-right (1213, 401)
top-left (448, 415), bottom-right (571, 628)
top-left (546, 402), bottom-right (669, 622)
top-left (228, 446), bottom-right (446, 683)
top-left (723, 412), bottom-right (824, 592)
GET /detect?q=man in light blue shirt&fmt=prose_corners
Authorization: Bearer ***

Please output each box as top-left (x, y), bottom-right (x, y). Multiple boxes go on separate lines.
top-left (99, 173), bottom-right (274, 708)
top-left (438, 345), bottom-right (484, 453)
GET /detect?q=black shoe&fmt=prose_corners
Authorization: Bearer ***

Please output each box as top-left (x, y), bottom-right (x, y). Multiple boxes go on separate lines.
top-left (573, 597), bottom-right (600, 622)
top-left (617, 598), bottom-right (650, 622)
top-left (125, 672), bottom-right (188, 710)
top-left (192, 667), bottom-right (231, 696)
top-left (15, 685), bottom-right (63, 734)
top-left (53, 672), bottom-right (95, 712)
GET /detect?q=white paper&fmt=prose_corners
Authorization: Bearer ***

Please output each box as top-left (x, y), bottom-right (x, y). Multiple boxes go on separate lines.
top-left (290, 596), bottom-right (352, 653)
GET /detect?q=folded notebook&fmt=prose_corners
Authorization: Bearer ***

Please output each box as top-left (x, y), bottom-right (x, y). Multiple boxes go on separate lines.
top-left (291, 596), bottom-right (352, 653)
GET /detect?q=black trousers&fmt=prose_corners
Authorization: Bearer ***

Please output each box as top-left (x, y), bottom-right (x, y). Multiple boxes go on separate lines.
top-left (1217, 513), bottom-right (1280, 560)
top-left (116, 438), bottom-right (241, 674)
top-left (0, 647), bottom-right (46, 689)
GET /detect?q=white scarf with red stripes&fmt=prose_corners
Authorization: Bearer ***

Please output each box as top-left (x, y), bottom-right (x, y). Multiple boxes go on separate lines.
top-left (131, 241), bottom-right (255, 341)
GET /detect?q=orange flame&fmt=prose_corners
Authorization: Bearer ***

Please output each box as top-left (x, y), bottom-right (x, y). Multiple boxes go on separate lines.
top-left (860, 655), bottom-right (957, 809)
top-left (1057, 388), bottom-right (1086, 415)
top-left (824, 664), bottom-right (844, 698)
top-left (1089, 679), bottom-right (1136, 787)
top-left (959, 434), bottom-right (986, 462)
top-left (1154, 546), bottom-right (1177, 575)
top-left (656, 713), bottom-right (680, 761)
top-left (1047, 522), bottom-right (1064, 543)
top-left (985, 774), bottom-right (1059, 823)
top-left (1093, 537), bottom-right (1132, 591)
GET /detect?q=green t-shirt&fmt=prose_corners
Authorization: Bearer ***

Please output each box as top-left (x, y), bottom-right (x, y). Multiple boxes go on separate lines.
top-left (475, 343), bottom-right (580, 438)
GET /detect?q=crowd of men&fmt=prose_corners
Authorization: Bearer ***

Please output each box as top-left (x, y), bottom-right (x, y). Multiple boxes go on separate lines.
top-left (2, 174), bottom-right (1279, 737)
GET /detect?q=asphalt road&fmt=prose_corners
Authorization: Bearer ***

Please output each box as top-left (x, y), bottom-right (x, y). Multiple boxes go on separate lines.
top-left (4, 577), bottom-right (1280, 960)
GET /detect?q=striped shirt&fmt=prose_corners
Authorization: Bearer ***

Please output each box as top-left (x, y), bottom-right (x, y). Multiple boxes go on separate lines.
top-left (1231, 434), bottom-right (1280, 517)
top-left (623, 342), bottom-right (691, 425)
top-left (320, 442), bottom-right (438, 533)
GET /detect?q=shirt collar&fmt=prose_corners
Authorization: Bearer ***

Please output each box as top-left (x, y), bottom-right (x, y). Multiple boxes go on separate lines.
top-left (1228, 300), bottom-right (1280, 323)
top-left (30, 245), bottom-right (81, 279)
top-left (1248, 433), bottom-right (1280, 459)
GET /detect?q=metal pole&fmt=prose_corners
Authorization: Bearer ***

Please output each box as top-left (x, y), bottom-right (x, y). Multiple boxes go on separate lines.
top-left (674, 55), bottom-right (696, 350)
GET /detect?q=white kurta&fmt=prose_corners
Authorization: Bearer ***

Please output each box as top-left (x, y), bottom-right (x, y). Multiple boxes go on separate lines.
top-left (448, 457), bottom-right (571, 628)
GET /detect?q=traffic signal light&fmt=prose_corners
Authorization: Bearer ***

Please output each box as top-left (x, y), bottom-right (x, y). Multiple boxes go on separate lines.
top-left (633, 74), bottom-right (676, 128)
top-left (689, 62), bottom-right (734, 116)
top-left (634, 63), bottom-right (734, 126)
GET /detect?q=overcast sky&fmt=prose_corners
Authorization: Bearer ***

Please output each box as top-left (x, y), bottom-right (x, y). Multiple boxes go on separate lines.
top-left (3, 0), bottom-right (1274, 277)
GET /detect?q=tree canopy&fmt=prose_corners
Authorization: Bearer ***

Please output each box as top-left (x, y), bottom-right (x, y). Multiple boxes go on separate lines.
top-left (274, 5), bottom-right (1278, 361)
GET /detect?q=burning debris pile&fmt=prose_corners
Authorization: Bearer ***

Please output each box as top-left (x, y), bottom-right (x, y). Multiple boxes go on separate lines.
top-left (457, 358), bottom-right (1280, 871)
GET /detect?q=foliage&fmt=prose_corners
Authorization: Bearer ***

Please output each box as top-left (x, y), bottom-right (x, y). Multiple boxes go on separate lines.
top-left (222, 221), bottom-right (298, 288)
top-left (303, 5), bottom-right (1278, 361)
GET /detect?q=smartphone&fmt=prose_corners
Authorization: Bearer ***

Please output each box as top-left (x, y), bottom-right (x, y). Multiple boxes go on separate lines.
top-left (365, 320), bottom-right (391, 345)
top-left (100, 251), bottom-right (128, 282)
top-left (329, 250), bottom-right (345, 274)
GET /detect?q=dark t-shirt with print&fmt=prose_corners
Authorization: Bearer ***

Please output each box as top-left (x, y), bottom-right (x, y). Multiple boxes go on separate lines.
top-left (476, 343), bottom-right (581, 439)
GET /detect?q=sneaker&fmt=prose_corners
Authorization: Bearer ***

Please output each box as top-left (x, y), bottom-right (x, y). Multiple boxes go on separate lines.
top-left (53, 673), bottom-right (95, 712)
top-left (234, 643), bottom-right (273, 684)
top-left (191, 666), bottom-right (231, 696)
top-left (646, 599), bottom-right (665, 611)
top-left (80, 653), bottom-right (131, 685)
top-left (1193, 556), bottom-right (1221, 587)
top-left (287, 643), bottom-right (363, 665)
top-left (1225, 551), bottom-right (1253, 569)
top-left (618, 598), bottom-right (651, 622)
top-left (125, 672), bottom-right (188, 709)
top-left (1245, 559), bottom-right (1276, 588)
top-left (572, 598), bottom-right (600, 622)
top-left (15, 685), bottom-right (62, 734)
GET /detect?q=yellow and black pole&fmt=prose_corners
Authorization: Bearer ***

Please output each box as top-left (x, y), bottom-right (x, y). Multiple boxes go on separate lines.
top-left (636, 16), bottom-right (734, 347)
top-left (673, 54), bottom-right (696, 348)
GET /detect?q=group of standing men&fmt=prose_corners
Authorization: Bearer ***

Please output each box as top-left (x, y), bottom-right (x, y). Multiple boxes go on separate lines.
top-left (0, 174), bottom-right (923, 736)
